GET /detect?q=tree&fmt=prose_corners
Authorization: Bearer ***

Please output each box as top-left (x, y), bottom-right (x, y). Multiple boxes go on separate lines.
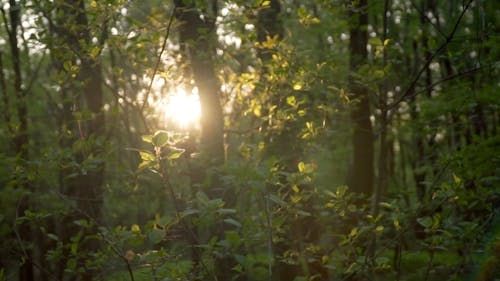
top-left (48, 0), bottom-right (106, 279)
top-left (1, 1), bottom-right (32, 280)
top-left (174, 0), bottom-right (224, 166)
top-left (347, 0), bottom-right (374, 195)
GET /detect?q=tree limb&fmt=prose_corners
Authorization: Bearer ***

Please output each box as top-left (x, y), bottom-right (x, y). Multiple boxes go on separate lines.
top-left (389, 0), bottom-right (474, 110)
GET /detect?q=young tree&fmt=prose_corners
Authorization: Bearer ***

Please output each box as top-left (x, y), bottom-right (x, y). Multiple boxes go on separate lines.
top-left (347, 0), bottom-right (374, 195)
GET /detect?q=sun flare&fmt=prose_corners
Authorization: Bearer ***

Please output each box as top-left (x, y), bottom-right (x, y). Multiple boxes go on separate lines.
top-left (163, 88), bottom-right (201, 129)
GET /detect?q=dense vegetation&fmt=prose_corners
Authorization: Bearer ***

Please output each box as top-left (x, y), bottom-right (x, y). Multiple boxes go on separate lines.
top-left (0, 0), bottom-right (498, 280)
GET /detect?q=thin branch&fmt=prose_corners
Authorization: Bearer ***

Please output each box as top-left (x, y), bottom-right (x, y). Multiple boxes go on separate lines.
top-left (140, 4), bottom-right (177, 113)
top-left (389, 0), bottom-right (474, 110)
top-left (413, 63), bottom-right (491, 96)
top-left (409, 0), bottom-right (447, 39)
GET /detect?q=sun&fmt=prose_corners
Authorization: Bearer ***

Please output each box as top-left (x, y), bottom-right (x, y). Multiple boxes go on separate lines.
top-left (163, 88), bottom-right (201, 129)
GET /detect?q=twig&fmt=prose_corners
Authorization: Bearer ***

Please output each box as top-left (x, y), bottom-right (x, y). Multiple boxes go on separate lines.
top-left (412, 63), bottom-right (492, 96)
top-left (140, 4), bottom-right (177, 112)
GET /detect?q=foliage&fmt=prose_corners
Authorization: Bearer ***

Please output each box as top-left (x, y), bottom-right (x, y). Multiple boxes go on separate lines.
top-left (0, 0), bottom-right (498, 281)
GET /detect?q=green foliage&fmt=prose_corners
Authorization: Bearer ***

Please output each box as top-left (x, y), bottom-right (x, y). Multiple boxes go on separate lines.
top-left (0, 0), bottom-right (498, 280)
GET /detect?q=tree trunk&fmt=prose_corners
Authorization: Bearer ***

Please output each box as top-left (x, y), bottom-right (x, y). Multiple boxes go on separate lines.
top-left (50, 0), bottom-right (105, 279)
top-left (347, 0), bottom-right (374, 195)
top-left (174, 1), bottom-right (228, 279)
top-left (174, 0), bottom-right (224, 166)
top-left (3, 1), bottom-right (34, 280)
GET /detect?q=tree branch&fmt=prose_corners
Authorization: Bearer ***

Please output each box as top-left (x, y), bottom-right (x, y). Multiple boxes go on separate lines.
top-left (140, 4), bottom-right (177, 113)
top-left (389, 0), bottom-right (474, 110)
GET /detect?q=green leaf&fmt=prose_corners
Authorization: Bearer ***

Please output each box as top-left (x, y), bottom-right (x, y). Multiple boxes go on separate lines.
top-left (417, 216), bottom-right (433, 228)
top-left (141, 135), bottom-right (153, 143)
top-left (152, 130), bottom-right (169, 147)
top-left (63, 61), bottom-right (72, 71)
top-left (379, 202), bottom-right (392, 209)
top-left (139, 151), bottom-right (155, 161)
top-left (182, 209), bottom-right (200, 216)
top-left (224, 218), bottom-right (242, 228)
top-left (47, 233), bottom-right (59, 241)
top-left (268, 194), bottom-right (286, 206)
top-left (90, 46), bottom-right (100, 59)
top-left (148, 229), bottom-right (164, 244)
top-left (167, 149), bottom-right (185, 159)
top-left (217, 208), bottom-right (237, 215)
top-left (287, 96), bottom-right (297, 106)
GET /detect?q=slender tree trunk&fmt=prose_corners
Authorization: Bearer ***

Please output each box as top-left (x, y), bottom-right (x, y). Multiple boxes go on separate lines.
top-left (348, 0), bottom-right (374, 195)
top-left (3, 1), bottom-right (34, 280)
top-left (374, 0), bottom-right (391, 215)
top-left (370, 0), bottom-right (391, 262)
top-left (409, 39), bottom-right (426, 204)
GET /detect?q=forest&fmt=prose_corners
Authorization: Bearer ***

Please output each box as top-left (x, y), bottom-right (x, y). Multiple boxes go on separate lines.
top-left (0, 0), bottom-right (499, 280)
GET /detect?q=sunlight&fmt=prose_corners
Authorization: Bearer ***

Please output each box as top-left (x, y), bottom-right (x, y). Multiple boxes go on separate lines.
top-left (163, 88), bottom-right (201, 129)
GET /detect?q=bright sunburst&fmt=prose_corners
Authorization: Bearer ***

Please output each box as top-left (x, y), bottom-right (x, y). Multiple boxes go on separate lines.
top-left (163, 88), bottom-right (201, 129)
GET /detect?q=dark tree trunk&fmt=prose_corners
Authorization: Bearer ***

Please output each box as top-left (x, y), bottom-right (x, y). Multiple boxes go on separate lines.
top-left (347, 0), bottom-right (374, 195)
top-left (174, 1), bottom-right (229, 280)
top-left (409, 39), bottom-right (427, 203)
top-left (174, 0), bottom-right (224, 166)
top-left (49, 0), bottom-right (105, 279)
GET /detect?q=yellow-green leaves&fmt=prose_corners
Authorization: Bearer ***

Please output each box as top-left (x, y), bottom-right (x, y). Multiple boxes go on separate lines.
top-left (297, 161), bottom-right (315, 174)
top-left (63, 61), bottom-right (79, 78)
top-left (137, 130), bottom-right (185, 172)
top-left (298, 7), bottom-right (321, 26)
top-left (131, 224), bottom-right (141, 233)
top-left (139, 151), bottom-right (154, 162)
